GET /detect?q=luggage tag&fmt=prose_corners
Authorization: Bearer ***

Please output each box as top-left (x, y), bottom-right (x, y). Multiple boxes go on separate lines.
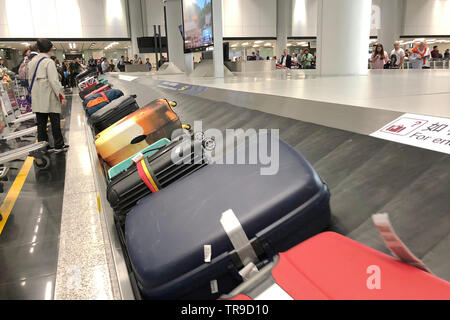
top-left (131, 152), bottom-right (144, 164)
top-left (372, 213), bottom-right (432, 273)
top-left (204, 245), bottom-right (212, 263)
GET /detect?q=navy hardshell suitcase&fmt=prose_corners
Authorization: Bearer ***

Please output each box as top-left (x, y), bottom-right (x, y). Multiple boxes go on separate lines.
top-left (125, 133), bottom-right (331, 300)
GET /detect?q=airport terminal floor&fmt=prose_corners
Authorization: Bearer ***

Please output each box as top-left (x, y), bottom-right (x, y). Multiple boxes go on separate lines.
top-left (0, 68), bottom-right (448, 300)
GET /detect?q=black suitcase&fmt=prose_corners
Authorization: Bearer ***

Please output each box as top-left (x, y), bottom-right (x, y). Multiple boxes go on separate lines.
top-left (79, 83), bottom-right (104, 100)
top-left (107, 133), bottom-right (213, 220)
top-left (76, 68), bottom-right (97, 83)
top-left (125, 132), bottom-right (331, 299)
top-left (89, 95), bottom-right (139, 135)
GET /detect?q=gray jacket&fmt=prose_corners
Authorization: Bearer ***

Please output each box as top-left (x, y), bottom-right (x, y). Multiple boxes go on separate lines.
top-left (28, 53), bottom-right (63, 114)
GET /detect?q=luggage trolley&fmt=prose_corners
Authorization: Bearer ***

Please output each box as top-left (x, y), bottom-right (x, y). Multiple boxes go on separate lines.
top-left (0, 93), bottom-right (39, 142)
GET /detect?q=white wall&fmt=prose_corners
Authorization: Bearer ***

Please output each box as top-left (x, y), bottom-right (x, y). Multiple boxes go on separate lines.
top-left (403, 0), bottom-right (450, 35)
top-left (290, 0), bottom-right (382, 37)
top-left (222, 0), bottom-right (277, 38)
top-left (144, 0), bottom-right (166, 36)
top-left (290, 0), bottom-right (318, 37)
top-left (0, 0), bottom-right (128, 38)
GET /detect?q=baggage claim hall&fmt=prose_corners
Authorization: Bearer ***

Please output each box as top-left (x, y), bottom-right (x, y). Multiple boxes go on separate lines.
top-left (0, 0), bottom-right (449, 304)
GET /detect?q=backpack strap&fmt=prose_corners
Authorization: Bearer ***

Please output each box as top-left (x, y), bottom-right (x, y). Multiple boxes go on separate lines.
top-left (28, 57), bottom-right (47, 95)
top-left (136, 160), bottom-right (158, 193)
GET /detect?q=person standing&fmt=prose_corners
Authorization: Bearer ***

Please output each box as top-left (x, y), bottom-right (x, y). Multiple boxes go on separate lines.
top-left (248, 52), bottom-right (257, 61)
top-left (390, 41), bottom-right (406, 69)
top-left (370, 43), bottom-right (389, 69)
top-left (109, 59), bottom-right (115, 72)
top-left (145, 58), bottom-right (152, 71)
top-left (133, 54), bottom-right (142, 64)
top-left (62, 60), bottom-right (71, 89)
top-left (410, 41), bottom-right (431, 69)
top-left (430, 46), bottom-right (440, 59)
top-left (255, 50), bottom-right (264, 60)
top-left (279, 49), bottom-right (292, 69)
top-left (69, 57), bottom-right (81, 87)
top-left (88, 56), bottom-right (97, 70)
top-left (18, 47), bottom-right (31, 87)
top-left (28, 38), bottom-right (68, 153)
top-left (117, 56), bottom-right (125, 72)
top-left (101, 57), bottom-right (109, 73)
top-left (300, 48), bottom-right (314, 69)
top-left (444, 49), bottom-right (450, 60)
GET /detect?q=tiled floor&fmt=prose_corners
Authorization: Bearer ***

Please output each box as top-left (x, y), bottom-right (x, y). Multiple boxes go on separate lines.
top-left (0, 99), bottom-right (71, 299)
top-left (54, 94), bottom-right (114, 300)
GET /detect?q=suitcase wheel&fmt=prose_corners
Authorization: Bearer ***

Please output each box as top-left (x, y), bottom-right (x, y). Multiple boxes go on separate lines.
top-left (169, 101), bottom-right (177, 108)
top-left (203, 137), bottom-right (216, 151)
top-left (182, 124), bottom-right (191, 131)
top-left (34, 154), bottom-right (50, 170)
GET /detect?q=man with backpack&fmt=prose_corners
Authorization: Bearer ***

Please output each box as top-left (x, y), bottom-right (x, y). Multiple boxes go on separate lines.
top-left (28, 38), bottom-right (69, 153)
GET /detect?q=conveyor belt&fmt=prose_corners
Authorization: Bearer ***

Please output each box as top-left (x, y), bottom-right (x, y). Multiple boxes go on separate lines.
top-left (104, 75), bottom-right (450, 281)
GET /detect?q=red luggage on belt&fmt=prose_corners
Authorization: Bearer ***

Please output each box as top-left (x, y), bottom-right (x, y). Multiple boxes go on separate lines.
top-left (224, 232), bottom-right (450, 300)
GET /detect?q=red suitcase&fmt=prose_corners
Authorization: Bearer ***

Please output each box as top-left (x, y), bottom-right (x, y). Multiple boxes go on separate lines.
top-left (224, 232), bottom-right (450, 300)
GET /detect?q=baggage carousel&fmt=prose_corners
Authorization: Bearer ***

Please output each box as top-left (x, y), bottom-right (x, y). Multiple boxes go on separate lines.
top-left (102, 74), bottom-right (449, 286)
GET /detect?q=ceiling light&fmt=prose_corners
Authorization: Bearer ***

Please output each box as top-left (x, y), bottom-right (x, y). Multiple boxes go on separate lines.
top-left (21, 42), bottom-right (30, 46)
top-left (287, 43), bottom-right (292, 47)
top-left (242, 42), bottom-right (249, 46)
top-left (231, 44), bottom-right (237, 47)
top-left (254, 40), bottom-right (263, 44)
top-left (264, 43), bottom-right (272, 46)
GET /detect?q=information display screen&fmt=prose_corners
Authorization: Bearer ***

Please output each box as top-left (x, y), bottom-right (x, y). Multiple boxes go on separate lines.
top-left (182, 0), bottom-right (214, 53)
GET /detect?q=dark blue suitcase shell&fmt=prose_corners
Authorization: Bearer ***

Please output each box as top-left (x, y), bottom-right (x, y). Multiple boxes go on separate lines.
top-left (125, 133), bottom-right (331, 299)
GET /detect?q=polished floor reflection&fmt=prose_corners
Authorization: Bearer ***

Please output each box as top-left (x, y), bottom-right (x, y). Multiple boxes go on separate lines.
top-left (0, 99), bottom-right (71, 299)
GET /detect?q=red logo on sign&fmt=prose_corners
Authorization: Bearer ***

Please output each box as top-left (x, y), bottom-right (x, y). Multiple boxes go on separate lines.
top-left (381, 118), bottom-right (428, 136)
top-left (385, 125), bottom-right (406, 133)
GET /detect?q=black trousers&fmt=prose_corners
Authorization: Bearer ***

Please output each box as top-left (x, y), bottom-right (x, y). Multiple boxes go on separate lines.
top-left (70, 73), bottom-right (79, 88)
top-left (36, 112), bottom-right (65, 149)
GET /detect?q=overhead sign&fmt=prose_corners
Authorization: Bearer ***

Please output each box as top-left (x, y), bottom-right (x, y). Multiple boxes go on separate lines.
top-left (371, 113), bottom-right (450, 154)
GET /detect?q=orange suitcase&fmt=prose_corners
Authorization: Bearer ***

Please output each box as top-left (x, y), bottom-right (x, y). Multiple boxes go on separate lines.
top-left (95, 99), bottom-right (182, 167)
